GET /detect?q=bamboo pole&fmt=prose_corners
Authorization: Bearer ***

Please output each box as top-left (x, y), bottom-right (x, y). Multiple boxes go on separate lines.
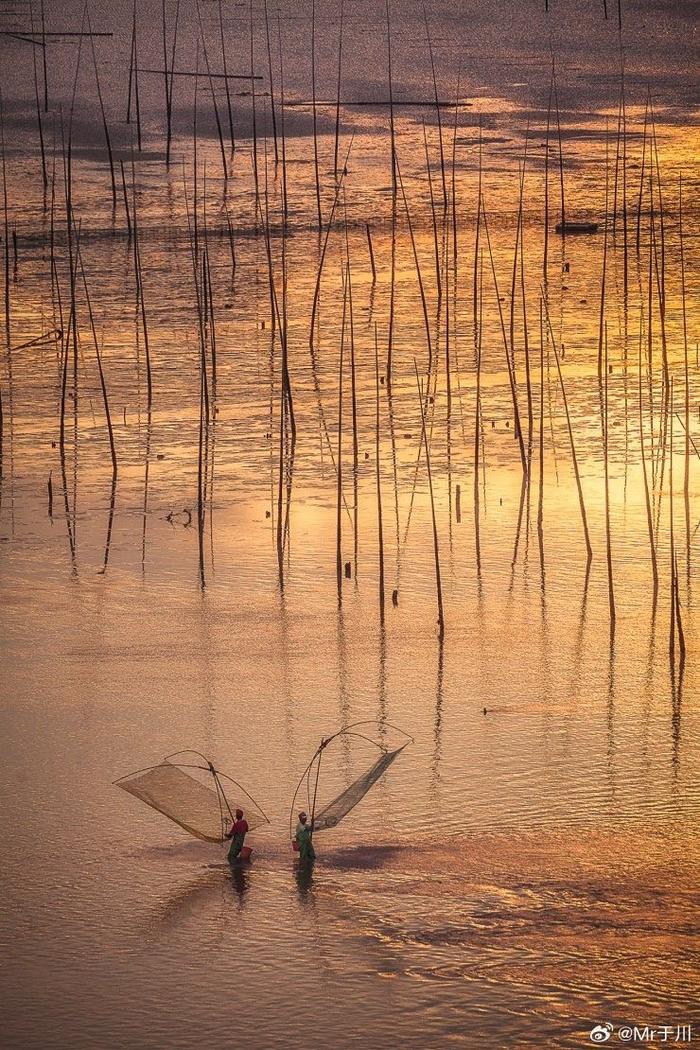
top-left (276, 10), bottom-right (289, 230)
top-left (635, 87), bottom-right (650, 252)
top-left (482, 199), bottom-right (527, 474)
top-left (276, 294), bottom-right (287, 588)
top-left (260, 123), bottom-right (277, 333)
top-left (553, 67), bottom-right (565, 237)
top-left (597, 127), bottom-right (609, 417)
top-left (450, 73), bottom-right (461, 372)
top-left (263, 0), bottom-right (279, 164)
top-left (366, 223), bottom-right (376, 283)
top-left (63, 91), bottom-right (80, 434)
top-left (374, 324), bottom-right (385, 623)
top-left (510, 153), bottom-right (525, 374)
top-left (131, 160), bottom-right (152, 412)
top-left (543, 69), bottom-right (552, 281)
top-left (78, 249), bottom-right (117, 475)
top-left (602, 323), bottom-right (616, 628)
top-left (336, 274), bottom-right (347, 603)
top-left (309, 137), bottom-right (354, 351)
top-left (30, 2), bottom-right (47, 190)
top-left (444, 183), bottom-right (452, 433)
top-left (423, 4), bottom-right (446, 211)
top-left (205, 247), bottom-right (217, 390)
top-left (415, 361), bottom-right (444, 640)
top-left (385, 0), bottom-right (398, 380)
top-left (162, 0), bottom-right (173, 166)
top-left (521, 191), bottom-right (534, 458)
top-left (679, 175), bottom-right (690, 586)
top-left (127, 0), bottom-right (135, 118)
top-left (87, 14), bottom-right (118, 213)
top-left (345, 247), bottom-right (359, 578)
top-left (646, 177), bottom-right (656, 486)
top-left (49, 137), bottom-right (65, 346)
top-left (197, 0), bottom-right (228, 182)
top-left (119, 160), bottom-right (132, 238)
top-left (537, 298), bottom-right (545, 584)
top-left (638, 316), bottom-right (658, 599)
top-left (423, 123), bottom-right (442, 301)
top-left (472, 121), bottom-right (481, 328)
top-left (334, 0), bottom-right (344, 180)
top-left (219, 0), bottom-right (236, 156)
top-left (1, 92), bottom-right (10, 355)
top-left (167, 1), bottom-right (180, 161)
top-left (674, 552), bottom-right (686, 671)
top-left (385, 0), bottom-right (397, 380)
top-left (386, 0), bottom-right (397, 193)
top-left (311, 0), bottom-right (321, 228)
top-left (620, 54), bottom-right (628, 299)
top-left (397, 159), bottom-right (433, 375)
top-left (474, 249), bottom-right (483, 576)
top-left (669, 379), bottom-right (675, 664)
top-left (542, 294), bottom-right (593, 564)
top-left (650, 105), bottom-right (666, 311)
top-left (40, 0), bottom-right (48, 111)
top-left (512, 136), bottom-right (533, 454)
top-left (197, 331), bottom-right (206, 589)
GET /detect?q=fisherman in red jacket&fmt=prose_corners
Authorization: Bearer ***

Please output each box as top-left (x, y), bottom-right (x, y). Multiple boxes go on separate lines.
top-left (226, 809), bottom-right (249, 862)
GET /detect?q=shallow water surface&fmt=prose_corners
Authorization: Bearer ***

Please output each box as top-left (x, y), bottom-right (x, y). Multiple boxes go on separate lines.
top-left (1, 0), bottom-right (699, 1047)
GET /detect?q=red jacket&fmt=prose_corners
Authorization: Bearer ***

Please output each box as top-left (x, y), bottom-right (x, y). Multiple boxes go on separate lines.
top-left (228, 819), bottom-right (248, 837)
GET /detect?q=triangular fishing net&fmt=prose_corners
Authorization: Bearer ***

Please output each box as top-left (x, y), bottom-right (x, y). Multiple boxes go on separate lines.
top-left (116, 761), bottom-right (267, 842)
top-left (312, 745), bottom-right (406, 832)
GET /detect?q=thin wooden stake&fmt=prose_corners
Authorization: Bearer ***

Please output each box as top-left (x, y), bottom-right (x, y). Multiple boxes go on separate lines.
top-left (415, 361), bottom-right (444, 640)
top-left (333, 0), bottom-right (344, 180)
top-left (366, 223), bottom-right (377, 283)
top-left (374, 325), bottom-right (385, 623)
top-left (311, 0), bottom-right (321, 227)
top-left (542, 293), bottom-right (593, 564)
top-left (219, 0), bottom-right (236, 156)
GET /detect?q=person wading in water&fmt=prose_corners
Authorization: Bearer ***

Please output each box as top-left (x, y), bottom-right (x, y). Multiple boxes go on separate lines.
top-left (295, 811), bottom-right (316, 862)
top-left (226, 809), bottom-right (249, 862)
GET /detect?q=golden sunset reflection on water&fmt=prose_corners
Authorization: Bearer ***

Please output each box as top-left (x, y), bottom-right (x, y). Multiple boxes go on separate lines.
top-left (1, 0), bottom-right (698, 1046)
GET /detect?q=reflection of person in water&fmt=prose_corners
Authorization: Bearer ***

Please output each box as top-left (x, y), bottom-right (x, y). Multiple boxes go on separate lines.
top-left (295, 859), bottom-right (314, 898)
top-left (295, 811), bottom-right (316, 862)
top-left (230, 863), bottom-right (249, 904)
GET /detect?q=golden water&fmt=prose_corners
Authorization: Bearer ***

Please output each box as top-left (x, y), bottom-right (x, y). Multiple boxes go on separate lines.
top-left (1, 1), bottom-right (698, 1046)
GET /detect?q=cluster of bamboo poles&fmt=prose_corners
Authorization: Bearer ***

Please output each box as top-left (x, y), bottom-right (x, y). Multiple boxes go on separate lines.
top-left (0, 3), bottom-right (695, 682)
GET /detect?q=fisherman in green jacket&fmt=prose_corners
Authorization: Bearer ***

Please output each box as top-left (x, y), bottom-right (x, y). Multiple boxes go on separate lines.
top-left (295, 811), bottom-right (316, 862)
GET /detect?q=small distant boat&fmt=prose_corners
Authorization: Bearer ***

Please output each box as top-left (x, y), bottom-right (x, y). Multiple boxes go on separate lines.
top-left (555, 221), bottom-right (599, 234)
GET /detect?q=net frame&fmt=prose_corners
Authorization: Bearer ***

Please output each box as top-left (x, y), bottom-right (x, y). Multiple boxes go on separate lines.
top-left (288, 721), bottom-right (412, 839)
top-left (115, 750), bottom-right (269, 843)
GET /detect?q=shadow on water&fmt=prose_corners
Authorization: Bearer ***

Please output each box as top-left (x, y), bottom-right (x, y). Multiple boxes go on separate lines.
top-left (132, 841), bottom-right (215, 860)
top-left (140, 860), bottom-right (251, 936)
top-left (142, 870), bottom-right (227, 936)
top-left (321, 844), bottom-right (406, 870)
